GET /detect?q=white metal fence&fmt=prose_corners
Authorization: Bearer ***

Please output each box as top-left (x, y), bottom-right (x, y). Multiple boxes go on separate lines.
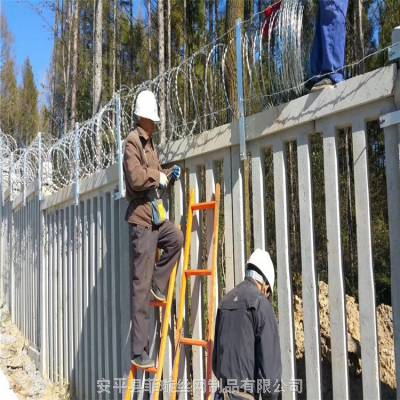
top-left (1, 64), bottom-right (400, 400)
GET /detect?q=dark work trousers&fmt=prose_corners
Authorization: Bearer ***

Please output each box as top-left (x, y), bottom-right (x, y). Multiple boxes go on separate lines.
top-left (130, 220), bottom-right (184, 357)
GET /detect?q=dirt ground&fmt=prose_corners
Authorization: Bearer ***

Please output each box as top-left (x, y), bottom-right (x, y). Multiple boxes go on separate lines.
top-left (0, 301), bottom-right (69, 400)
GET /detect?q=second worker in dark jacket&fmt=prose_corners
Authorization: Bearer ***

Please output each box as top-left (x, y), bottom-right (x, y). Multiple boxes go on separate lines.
top-left (213, 249), bottom-right (282, 400)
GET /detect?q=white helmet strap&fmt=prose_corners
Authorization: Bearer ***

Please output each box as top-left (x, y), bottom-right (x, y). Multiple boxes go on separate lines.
top-left (246, 267), bottom-right (267, 285)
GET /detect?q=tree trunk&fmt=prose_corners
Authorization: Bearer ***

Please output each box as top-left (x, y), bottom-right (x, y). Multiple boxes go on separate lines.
top-left (225, 0), bottom-right (244, 119)
top-left (183, 0), bottom-right (187, 121)
top-left (63, 0), bottom-right (72, 133)
top-left (357, 0), bottom-right (364, 73)
top-left (158, 0), bottom-right (166, 142)
top-left (129, 0), bottom-right (134, 73)
top-left (147, 0), bottom-right (152, 79)
top-left (70, 0), bottom-right (79, 127)
top-left (111, 0), bottom-right (117, 94)
top-left (167, 0), bottom-right (171, 70)
top-left (51, 0), bottom-right (60, 136)
top-left (93, 0), bottom-right (103, 114)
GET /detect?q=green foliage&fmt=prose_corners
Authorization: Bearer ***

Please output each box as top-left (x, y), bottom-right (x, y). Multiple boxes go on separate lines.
top-left (19, 58), bottom-right (39, 145)
top-left (0, 58), bottom-right (19, 136)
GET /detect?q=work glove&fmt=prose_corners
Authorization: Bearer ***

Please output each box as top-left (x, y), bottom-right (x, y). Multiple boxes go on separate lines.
top-left (159, 172), bottom-right (168, 189)
top-left (171, 165), bottom-right (181, 181)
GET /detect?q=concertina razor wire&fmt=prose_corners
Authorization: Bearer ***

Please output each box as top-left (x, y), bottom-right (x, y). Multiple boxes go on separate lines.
top-left (0, 0), bottom-right (387, 200)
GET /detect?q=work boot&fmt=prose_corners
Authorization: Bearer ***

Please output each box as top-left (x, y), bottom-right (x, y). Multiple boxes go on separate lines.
top-left (310, 78), bottom-right (334, 91)
top-left (131, 352), bottom-right (155, 369)
top-left (151, 284), bottom-right (166, 302)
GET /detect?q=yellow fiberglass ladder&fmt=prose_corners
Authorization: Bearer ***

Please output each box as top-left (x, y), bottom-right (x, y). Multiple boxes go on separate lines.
top-left (171, 183), bottom-right (221, 400)
top-left (124, 253), bottom-right (178, 400)
top-left (125, 183), bottom-right (220, 400)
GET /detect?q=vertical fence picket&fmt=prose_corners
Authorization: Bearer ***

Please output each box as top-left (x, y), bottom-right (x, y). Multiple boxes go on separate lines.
top-left (383, 123), bottom-right (400, 392)
top-left (77, 202), bottom-right (84, 398)
top-left (230, 147), bottom-right (246, 283)
top-left (63, 208), bottom-right (69, 382)
top-left (320, 123), bottom-right (350, 400)
top-left (103, 192), bottom-right (111, 400)
top-left (40, 208), bottom-right (48, 378)
top-left (189, 163), bottom-right (204, 400)
top-left (69, 205), bottom-right (75, 384)
top-left (222, 150), bottom-right (235, 291)
top-left (118, 196), bottom-right (131, 389)
top-left (297, 133), bottom-right (322, 399)
top-left (351, 117), bottom-right (381, 398)
top-left (96, 196), bottom-right (104, 394)
top-left (49, 213), bottom-right (54, 381)
top-left (58, 209), bottom-right (64, 383)
top-left (250, 144), bottom-right (266, 250)
top-left (273, 139), bottom-right (296, 400)
top-left (90, 198), bottom-right (98, 399)
top-left (83, 199), bottom-right (90, 397)
top-left (173, 171), bottom-right (188, 400)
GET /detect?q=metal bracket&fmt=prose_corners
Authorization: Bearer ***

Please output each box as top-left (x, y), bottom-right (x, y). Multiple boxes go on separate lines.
top-left (235, 18), bottom-right (247, 161)
top-left (115, 94), bottom-right (126, 200)
top-left (380, 110), bottom-right (400, 128)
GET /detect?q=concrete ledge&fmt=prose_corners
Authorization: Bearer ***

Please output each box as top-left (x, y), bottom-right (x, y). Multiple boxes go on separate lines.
top-left (41, 163), bottom-right (118, 210)
top-left (160, 65), bottom-right (397, 163)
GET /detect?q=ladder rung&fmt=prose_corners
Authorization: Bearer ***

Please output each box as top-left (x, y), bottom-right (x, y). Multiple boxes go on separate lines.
top-left (180, 337), bottom-right (208, 347)
top-left (191, 201), bottom-right (216, 211)
top-left (185, 269), bottom-right (212, 277)
top-left (132, 365), bottom-right (158, 373)
top-left (150, 300), bottom-right (167, 308)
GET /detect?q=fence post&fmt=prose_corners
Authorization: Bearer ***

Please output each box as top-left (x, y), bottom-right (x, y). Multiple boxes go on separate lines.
top-left (74, 123), bottom-right (80, 206)
top-left (115, 94), bottom-right (126, 199)
top-left (235, 18), bottom-right (246, 161)
top-left (380, 112), bottom-right (400, 392)
top-left (23, 151), bottom-right (27, 206)
top-left (9, 152), bottom-right (13, 202)
top-left (38, 133), bottom-right (42, 201)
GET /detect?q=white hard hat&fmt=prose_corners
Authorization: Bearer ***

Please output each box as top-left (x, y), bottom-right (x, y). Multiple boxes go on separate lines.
top-left (246, 249), bottom-right (275, 292)
top-left (134, 90), bottom-right (160, 122)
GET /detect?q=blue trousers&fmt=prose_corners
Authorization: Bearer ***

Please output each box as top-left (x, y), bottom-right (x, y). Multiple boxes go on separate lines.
top-left (310, 0), bottom-right (349, 84)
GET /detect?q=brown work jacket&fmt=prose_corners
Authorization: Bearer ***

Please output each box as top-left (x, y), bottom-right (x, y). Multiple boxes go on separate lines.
top-left (123, 126), bottom-right (171, 227)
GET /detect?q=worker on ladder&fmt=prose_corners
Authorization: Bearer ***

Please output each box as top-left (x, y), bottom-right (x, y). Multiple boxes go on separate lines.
top-left (123, 90), bottom-right (184, 369)
top-left (213, 249), bottom-right (282, 399)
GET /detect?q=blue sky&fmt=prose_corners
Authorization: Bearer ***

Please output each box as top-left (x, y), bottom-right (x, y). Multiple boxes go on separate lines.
top-left (1, 0), bottom-right (146, 107)
top-left (2, 0), bottom-right (55, 105)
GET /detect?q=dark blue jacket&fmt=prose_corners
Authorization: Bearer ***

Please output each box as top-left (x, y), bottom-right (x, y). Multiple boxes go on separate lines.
top-left (213, 278), bottom-right (282, 398)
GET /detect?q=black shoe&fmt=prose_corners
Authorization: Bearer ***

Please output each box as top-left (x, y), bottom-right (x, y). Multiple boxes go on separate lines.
top-left (310, 78), bottom-right (334, 92)
top-left (151, 285), bottom-right (166, 302)
top-left (131, 352), bottom-right (155, 369)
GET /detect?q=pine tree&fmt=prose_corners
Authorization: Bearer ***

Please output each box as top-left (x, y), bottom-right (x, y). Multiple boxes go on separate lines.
top-left (19, 59), bottom-right (39, 145)
top-left (0, 14), bottom-right (13, 67)
top-left (0, 59), bottom-right (19, 137)
top-left (0, 15), bottom-right (19, 139)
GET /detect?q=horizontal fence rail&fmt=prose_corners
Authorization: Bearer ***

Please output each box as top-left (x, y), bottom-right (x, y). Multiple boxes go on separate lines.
top-left (0, 64), bottom-right (399, 400)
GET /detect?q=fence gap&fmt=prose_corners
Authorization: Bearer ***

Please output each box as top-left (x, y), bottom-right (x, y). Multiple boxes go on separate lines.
top-left (309, 132), bottom-right (331, 397)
